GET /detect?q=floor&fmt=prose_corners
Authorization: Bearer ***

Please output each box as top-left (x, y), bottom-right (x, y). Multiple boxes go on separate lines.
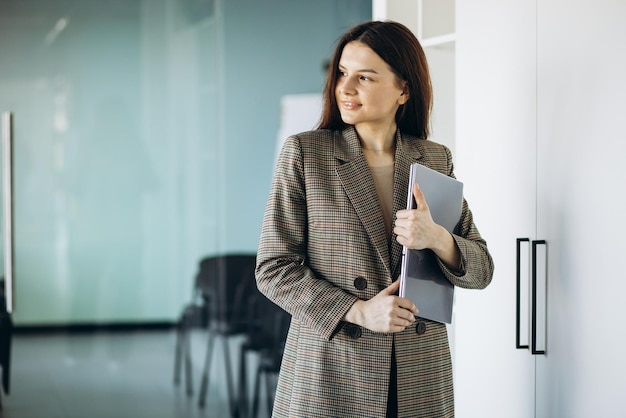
top-left (0, 329), bottom-right (272, 418)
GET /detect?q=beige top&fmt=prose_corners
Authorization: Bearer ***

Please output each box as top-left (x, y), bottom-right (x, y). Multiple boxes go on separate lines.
top-left (369, 162), bottom-right (394, 244)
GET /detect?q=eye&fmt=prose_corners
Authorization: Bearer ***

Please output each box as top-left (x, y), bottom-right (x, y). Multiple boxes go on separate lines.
top-left (360, 75), bottom-right (372, 81)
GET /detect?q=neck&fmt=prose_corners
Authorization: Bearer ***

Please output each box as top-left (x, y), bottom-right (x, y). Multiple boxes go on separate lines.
top-left (355, 122), bottom-right (397, 152)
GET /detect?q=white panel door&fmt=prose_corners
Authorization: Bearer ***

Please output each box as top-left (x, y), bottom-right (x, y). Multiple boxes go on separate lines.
top-left (454, 1), bottom-right (537, 417)
top-left (535, 0), bottom-right (626, 416)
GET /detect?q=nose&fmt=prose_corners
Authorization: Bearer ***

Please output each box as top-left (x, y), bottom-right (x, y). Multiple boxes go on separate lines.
top-left (338, 76), bottom-right (357, 95)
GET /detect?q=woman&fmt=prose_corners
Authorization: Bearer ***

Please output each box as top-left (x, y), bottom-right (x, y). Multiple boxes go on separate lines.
top-left (256, 20), bottom-right (494, 417)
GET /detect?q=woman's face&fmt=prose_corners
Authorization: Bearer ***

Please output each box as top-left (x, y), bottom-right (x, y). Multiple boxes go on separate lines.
top-left (335, 41), bottom-right (408, 132)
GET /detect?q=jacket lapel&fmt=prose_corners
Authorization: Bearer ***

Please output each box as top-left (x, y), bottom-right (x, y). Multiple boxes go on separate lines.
top-left (334, 127), bottom-right (391, 274)
top-left (334, 128), bottom-right (425, 280)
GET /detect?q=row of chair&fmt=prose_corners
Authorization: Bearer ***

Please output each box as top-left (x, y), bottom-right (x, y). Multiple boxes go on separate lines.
top-left (173, 254), bottom-right (290, 418)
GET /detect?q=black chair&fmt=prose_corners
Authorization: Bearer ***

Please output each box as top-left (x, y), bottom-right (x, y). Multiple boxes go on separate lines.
top-left (174, 254), bottom-right (257, 417)
top-left (196, 254), bottom-right (258, 417)
top-left (173, 288), bottom-right (208, 395)
top-left (237, 291), bottom-right (290, 418)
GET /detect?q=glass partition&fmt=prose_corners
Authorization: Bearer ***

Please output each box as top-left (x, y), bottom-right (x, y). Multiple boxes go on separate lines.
top-left (0, 0), bottom-right (222, 324)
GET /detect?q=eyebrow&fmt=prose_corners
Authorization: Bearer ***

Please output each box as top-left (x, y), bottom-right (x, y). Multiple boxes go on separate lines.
top-left (338, 64), bottom-right (380, 74)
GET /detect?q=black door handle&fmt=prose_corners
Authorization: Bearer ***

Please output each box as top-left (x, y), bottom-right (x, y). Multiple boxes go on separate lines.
top-left (516, 238), bottom-right (530, 349)
top-left (532, 240), bottom-right (547, 355)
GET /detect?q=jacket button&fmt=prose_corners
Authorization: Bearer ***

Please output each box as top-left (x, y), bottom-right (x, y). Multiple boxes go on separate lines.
top-left (353, 276), bottom-right (367, 290)
top-left (346, 324), bottom-right (362, 339)
top-left (416, 322), bottom-right (426, 335)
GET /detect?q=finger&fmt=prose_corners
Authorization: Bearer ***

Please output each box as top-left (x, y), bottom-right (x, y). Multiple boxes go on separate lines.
top-left (395, 209), bottom-right (408, 219)
top-left (413, 183), bottom-right (428, 210)
top-left (382, 279), bottom-right (401, 295)
top-left (393, 309), bottom-right (416, 326)
top-left (398, 297), bottom-right (418, 315)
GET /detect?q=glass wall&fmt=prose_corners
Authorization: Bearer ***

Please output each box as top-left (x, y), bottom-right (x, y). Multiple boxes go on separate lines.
top-left (0, 0), bottom-right (371, 325)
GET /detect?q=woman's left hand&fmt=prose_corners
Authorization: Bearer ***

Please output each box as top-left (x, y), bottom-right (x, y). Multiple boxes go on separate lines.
top-left (394, 183), bottom-right (462, 270)
top-left (394, 183), bottom-right (444, 250)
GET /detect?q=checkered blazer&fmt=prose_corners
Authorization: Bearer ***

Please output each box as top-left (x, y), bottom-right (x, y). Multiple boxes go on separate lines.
top-left (256, 127), bottom-right (494, 417)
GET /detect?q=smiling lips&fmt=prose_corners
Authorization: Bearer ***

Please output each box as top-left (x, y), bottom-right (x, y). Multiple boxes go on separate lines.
top-left (340, 100), bottom-right (361, 110)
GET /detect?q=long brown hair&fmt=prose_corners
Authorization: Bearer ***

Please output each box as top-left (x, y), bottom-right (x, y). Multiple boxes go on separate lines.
top-left (318, 21), bottom-right (432, 139)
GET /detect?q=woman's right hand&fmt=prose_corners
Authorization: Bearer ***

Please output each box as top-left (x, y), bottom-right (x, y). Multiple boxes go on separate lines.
top-left (344, 280), bottom-right (418, 333)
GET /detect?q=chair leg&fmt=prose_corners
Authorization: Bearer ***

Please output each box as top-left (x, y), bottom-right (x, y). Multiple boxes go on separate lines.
top-left (222, 336), bottom-right (238, 418)
top-left (175, 311), bottom-right (195, 396)
top-left (198, 330), bottom-right (215, 408)
top-left (238, 344), bottom-right (249, 418)
top-left (184, 321), bottom-right (193, 395)
top-left (265, 370), bottom-right (273, 418)
top-left (173, 315), bottom-right (184, 385)
top-left (251, 363), bottom-right (262, 418)
top-left (174, 310), bottom-right (194, 396)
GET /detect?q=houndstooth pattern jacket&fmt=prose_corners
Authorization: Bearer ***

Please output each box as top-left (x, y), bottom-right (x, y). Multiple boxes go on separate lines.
top-left (256, 126), bottom-right (494, 417)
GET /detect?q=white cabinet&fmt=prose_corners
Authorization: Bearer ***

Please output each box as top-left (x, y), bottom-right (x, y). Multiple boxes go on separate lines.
top-left (533, 0), bottom-right (626, 416)
top-left (456, 0), bottom-right (626, 417)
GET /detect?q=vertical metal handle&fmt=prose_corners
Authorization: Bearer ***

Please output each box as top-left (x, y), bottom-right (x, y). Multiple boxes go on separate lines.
top-left (2, 112), bottom-right (14, 313)
top-left (516, 238), bottom-right (530, 349)
top-left (532, 240), bottom-right (547, 355)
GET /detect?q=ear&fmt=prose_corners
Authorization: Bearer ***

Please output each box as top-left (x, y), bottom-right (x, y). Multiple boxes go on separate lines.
top-left (398, 83), bottom-right (410, 105)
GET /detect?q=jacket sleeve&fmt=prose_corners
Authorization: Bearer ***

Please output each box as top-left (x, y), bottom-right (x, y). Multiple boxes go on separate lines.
top-left (437, 145), bottom-right (494, 289)
top-left (255, 135), bottom-right (358, 341)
